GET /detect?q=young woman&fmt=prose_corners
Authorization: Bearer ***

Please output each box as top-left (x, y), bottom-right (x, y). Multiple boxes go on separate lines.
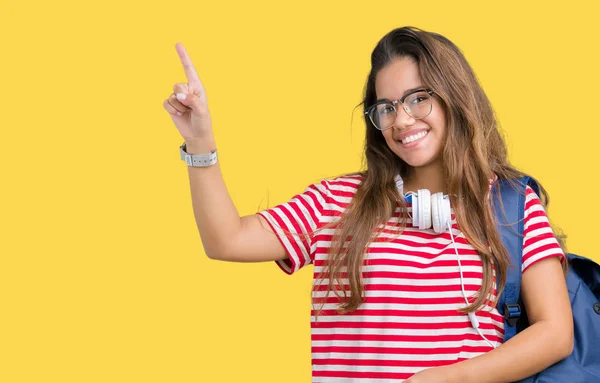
top-left (163, 26), bottom-right (573, 383)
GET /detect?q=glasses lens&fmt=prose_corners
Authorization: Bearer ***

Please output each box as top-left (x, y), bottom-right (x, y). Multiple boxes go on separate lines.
top-left (367, 91), bottom-right (433, 130)
top-left (369, 103), bottom-right (395, 130)
top-left (369, 91), bottom-right (432, 130)
top-left (405, 91), bottom-right (432, 119)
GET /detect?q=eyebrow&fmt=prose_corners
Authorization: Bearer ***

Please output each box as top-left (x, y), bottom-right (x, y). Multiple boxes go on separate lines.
top-left (375, 85), bottom-right (427, 103)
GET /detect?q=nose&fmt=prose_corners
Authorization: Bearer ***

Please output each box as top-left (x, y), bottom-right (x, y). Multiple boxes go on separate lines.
top-left (392, 104), bottom-right (416, 130)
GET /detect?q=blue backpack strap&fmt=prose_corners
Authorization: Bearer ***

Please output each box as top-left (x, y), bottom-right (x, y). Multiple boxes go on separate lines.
top-left (492, 176), bottom-right (539, 343)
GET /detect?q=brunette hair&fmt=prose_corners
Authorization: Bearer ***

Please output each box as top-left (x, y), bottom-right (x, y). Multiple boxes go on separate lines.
top-left (265, 26), bottom-right (567, 318)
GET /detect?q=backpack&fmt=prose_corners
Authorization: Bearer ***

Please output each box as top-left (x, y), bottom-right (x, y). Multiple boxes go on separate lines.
top-left (492, 176), bottom-right (600, 382)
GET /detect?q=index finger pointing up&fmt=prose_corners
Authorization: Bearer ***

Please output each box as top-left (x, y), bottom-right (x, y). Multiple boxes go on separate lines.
top-left (175, 42), bottom-right (202, 87)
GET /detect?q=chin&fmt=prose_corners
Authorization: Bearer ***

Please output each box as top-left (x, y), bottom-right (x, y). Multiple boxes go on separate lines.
top-left (384, 134), bottom-right (443, 169)
top-left (397, 151), bottom-right (440, 168)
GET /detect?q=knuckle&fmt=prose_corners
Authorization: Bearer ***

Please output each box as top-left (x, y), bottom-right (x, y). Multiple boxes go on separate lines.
top-left (173, 83), bottom-right (188, 93)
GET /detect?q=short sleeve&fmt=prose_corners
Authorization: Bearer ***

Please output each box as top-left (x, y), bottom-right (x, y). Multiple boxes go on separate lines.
top-left (521, 185), bottom-right (566, 273)
top-left (257, 180), bottom-right (332, 275)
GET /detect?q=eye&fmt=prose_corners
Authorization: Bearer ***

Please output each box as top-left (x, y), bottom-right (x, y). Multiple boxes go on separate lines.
top-left (408, 91), bottom-right (430, 104)
top-left (378, 104), bottom-right (395, 114)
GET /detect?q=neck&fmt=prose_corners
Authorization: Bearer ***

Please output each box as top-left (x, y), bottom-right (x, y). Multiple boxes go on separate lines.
top-left (403, 162), bottom-right (445, 194)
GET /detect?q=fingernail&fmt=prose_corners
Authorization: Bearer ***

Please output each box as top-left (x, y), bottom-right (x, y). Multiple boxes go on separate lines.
top-left (176, 93), bottom-right (186, 101)
top-left (176, 112), bottom-right (183, 116)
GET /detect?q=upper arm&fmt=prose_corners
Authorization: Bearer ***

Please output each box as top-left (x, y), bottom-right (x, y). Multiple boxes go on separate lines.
top-left (217, 213), bottom-right (288, 263)
top-left (217, 180), bottom-right (332, 270)
top-left (519, 185), bottom-right (573, 350)
top-left (520, 257), bottom-right (573, 346)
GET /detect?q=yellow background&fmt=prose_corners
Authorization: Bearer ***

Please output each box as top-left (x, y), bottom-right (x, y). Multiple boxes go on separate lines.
top-left (1, 1), bottom-right (598, 382)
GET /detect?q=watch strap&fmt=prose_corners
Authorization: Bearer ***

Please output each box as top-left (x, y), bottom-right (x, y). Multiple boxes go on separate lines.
top-left (180, 143), bottom-right (218, 167)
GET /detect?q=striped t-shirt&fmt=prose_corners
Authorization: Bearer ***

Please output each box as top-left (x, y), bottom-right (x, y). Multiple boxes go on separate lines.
top-left (257, 174), bottom-right (565, 382)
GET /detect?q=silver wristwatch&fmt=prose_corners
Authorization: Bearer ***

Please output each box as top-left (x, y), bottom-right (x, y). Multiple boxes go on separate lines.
top-left (180, 142), bottom-right (218, 167)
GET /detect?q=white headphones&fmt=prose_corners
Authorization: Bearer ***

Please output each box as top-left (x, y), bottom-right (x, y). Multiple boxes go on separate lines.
top-left (406, 189), bottom-right (452, 234)
top-left (395, 174), bottom-right (496, 348)
top-left (395, 175), bottom-right (452, 233)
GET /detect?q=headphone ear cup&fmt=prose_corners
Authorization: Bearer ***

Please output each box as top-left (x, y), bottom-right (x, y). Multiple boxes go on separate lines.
top-left (441, 194), bottom-right (452, 231)
top-left (432, 193), bottom-right (452, 233)
top-left (418, 189), bottom-right (431, 230)
top-left (431, 192), bottom-right (442, 233)
top-left (410, 192), bottom-right (419, 228)
top-left (431, 193), bottom-right (444, 233)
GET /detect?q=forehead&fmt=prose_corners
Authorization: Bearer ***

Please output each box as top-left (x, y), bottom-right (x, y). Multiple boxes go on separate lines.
top-left (375, 57), bottom-right (423, 99)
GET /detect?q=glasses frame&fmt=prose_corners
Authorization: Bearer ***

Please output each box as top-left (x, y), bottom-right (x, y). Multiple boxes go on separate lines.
top-left (364, 89), bottom-right (435, 131)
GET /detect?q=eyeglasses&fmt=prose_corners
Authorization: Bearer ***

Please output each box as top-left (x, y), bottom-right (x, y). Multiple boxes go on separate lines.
top-left (364, 89), bottom-right (435, 131)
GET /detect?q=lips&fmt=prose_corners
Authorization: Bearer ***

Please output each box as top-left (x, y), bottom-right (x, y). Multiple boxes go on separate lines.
top-left (394, 128), bottom-right (431, 143)
top-left (402, 130), bottom-right (429, 144)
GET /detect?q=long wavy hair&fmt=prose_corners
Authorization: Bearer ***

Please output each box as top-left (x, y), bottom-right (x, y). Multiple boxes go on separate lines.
top-left (308, 26), bottom-right (567, 318)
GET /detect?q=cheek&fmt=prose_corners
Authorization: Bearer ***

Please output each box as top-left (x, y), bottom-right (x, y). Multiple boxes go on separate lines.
top-left (427, 113), bottom-right (447, 141)
top-left (432, 103), bottom-right (447, 135)
top-left (382, 131), bottom-right (395, 146)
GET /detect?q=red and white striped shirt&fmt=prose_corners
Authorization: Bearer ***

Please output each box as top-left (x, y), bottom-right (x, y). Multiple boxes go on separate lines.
top-left (257, 174), bottom-right (565, 382)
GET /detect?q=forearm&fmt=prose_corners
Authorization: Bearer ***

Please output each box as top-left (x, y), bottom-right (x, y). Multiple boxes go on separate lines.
top-left (184, 134), bottom-right (242, 259)
top-left (452, 321), bottom-right (572, 383)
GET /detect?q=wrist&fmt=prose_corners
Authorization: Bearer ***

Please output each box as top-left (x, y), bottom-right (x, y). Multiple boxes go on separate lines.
top-left (184, 135), bottom-right (216, 154)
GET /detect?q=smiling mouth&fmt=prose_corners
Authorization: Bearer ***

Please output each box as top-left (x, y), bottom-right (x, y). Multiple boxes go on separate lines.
top-left (400, 130), bottom-right (429, 145)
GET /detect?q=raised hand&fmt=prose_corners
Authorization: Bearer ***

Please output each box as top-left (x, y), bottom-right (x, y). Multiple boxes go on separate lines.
top-left (163, 42), bottom-right (213, 141)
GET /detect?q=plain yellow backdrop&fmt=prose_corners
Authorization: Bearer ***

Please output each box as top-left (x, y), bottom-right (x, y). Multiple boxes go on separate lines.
top-left (1, 1), bottom-right (599, 382)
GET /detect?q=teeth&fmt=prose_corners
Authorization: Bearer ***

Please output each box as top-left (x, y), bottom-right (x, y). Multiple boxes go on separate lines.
top-left (401, 131), bottom-right (428, 144)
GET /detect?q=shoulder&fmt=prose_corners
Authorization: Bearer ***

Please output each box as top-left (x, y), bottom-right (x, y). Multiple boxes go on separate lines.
top-left (324, 173), bottom-right (364, 194)
top-left (525, 184), bottom-right (541, 200)
top-left (488, 173), bottom-right (542, 199)
top-left (523, 184), bottom-right (549, 227)
top-left (308, 173), bottom-right (364, 211)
